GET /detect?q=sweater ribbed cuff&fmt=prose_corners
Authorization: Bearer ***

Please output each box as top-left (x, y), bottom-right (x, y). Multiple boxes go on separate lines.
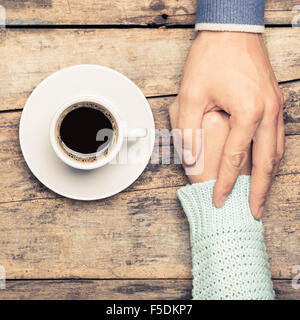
top-left (177, 175), bottom-right (274, 300)
top-left (195, 0), bottom-right (265, 33)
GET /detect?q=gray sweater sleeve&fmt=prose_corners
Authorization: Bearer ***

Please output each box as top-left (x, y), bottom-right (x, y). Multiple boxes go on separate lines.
top-left (196, 0), bottom-right (265, 33)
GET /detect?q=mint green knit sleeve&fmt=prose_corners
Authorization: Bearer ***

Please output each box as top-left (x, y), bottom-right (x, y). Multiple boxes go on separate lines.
top-left (177, 175), bottom-right (274, 300)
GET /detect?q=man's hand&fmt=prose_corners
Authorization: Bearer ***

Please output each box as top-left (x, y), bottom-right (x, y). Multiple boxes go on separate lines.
top-left (169, 31), bottom-right (285, 219)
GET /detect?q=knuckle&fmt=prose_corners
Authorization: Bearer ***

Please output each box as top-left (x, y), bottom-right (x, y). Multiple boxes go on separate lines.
top-left (248, 111), bottom-right (262, 124)
top-left (225, 151), bottom-right (247, 170)
top-left (202, 112), bottom-right (229, 131)
top-left (240, 104), bottom-right (263, 126)
top-left (265, 96), bottom-right (282, 117)
top-left (262, 157), bottom-right (277, 176)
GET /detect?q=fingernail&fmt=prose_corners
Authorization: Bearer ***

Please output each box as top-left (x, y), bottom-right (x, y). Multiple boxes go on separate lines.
top-left (257, 206), bottom-right (264, 219)
top-left (215, 195), bottom-right (227, 208)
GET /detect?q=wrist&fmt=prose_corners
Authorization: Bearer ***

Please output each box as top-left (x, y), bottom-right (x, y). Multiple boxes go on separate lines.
top-left (195, 31), bottom-right (263, 52)
top-left (197, 31), bottom-right (262, 41)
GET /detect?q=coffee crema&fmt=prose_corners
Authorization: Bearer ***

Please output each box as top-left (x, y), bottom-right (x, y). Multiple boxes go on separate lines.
top-left (55, 102), bottom-right (118, 163)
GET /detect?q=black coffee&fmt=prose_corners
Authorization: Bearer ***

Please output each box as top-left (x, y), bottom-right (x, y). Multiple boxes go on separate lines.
top-left (59, 104), bottom-right (114, 156)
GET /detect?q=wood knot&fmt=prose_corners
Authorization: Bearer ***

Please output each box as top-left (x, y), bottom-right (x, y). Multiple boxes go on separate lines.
top-left (150, 0), bottom-right (166, 11)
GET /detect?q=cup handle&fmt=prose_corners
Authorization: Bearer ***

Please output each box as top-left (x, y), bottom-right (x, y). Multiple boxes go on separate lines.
top-left (125, 128), bottom-right (148, 140)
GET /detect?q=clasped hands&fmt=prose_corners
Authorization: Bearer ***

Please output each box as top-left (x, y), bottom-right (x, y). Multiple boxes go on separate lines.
top-left (169, 31), bottom-right (285, 219)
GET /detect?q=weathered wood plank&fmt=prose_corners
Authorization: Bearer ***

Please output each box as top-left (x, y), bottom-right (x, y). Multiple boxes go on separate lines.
top-left (0, 90), bottom-right (299, 203)
top-left (0, 279), bottom-right (191, 300)
top-left (0, 279), bottom-right (298, 300)
top-left (281, 82), bottom-right (300, 135)
top-left (0, 28), bottom-right (299, 111)
top-left (274, 280), bottom-right (300, 300)
top-left (0, 172), bottom-right (299, 279)
top-left (2, 0), bottom-right (297, 25)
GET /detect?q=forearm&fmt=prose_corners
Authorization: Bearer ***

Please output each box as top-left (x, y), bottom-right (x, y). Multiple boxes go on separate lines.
top-left (195, 0), bottom-right (265, 33)
top-left (177, 175), bottom-right (274, 300)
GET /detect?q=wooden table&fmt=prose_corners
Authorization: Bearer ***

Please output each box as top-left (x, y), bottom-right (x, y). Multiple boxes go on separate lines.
top-left (0, 0), bottom-right (299, 300)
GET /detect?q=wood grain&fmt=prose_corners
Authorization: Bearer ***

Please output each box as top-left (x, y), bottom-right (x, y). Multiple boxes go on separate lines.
top-left (0, 6), bottom-right (299, 298)
top-left (0, 279), bottom-right (300, 300)
top-left (0, 279), bottom-right (192, 300)
top-left (3, 0), bottom-right (298, 26)
top-left (0, 87), bottom-right (299, 203)
top-left (281, 81), bottom-right (300, 135)
top-left (0, 279), bottom-right (298, 300)
top-left (0, 28), bottom-right (299, 111)
top-left (0, 172), bottom-right (299, 280)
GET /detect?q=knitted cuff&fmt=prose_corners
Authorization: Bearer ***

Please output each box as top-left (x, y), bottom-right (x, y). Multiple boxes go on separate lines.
top-left (195, 0), bottom-right (265, 33)
top-left (177, 175), bottom-right (274, 300)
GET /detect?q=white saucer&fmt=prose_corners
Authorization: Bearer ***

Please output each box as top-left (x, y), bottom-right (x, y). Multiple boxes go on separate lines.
top-left (19, 65), bottom-right (155, 200)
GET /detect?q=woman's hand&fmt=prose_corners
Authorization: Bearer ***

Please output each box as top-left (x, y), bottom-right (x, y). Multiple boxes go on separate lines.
top-left (170, 105), bottom-right (252, 182)
top-left (169, 31), bottom-right (285, 219)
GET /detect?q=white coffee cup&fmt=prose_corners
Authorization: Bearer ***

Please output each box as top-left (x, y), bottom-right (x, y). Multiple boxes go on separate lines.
top-left (50, 95), bottom-right (147, 170)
